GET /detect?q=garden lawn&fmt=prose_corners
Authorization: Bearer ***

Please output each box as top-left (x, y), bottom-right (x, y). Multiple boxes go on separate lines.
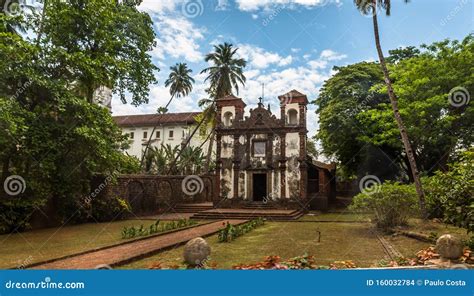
top-left (0, 219), bottom-right (200, 269)
top-left (299, 212), bottom-right (371, 222)
top-left (121, 222), bottom-right (388, 269)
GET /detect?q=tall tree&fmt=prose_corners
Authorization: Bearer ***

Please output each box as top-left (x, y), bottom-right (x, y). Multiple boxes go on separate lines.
top-left (140, 63), bottom-right (194, 168)
top-left (354, 0), bottom-right (427, 218)
top-left (200, 43), bottom-right (247, 172)
top-left (167, 43), bottom-right (247, 174)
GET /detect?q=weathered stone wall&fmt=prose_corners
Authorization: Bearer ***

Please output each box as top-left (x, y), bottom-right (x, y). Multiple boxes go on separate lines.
top-left (98, 174), bottom-right (217, 216)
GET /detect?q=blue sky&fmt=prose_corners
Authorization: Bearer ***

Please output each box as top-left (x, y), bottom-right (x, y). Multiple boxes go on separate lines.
top-left (112, 0), bottom-right (473, 136)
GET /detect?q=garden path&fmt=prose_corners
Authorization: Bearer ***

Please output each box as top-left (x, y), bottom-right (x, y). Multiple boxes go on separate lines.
top-left (29, 219), bottom-right (246, 269)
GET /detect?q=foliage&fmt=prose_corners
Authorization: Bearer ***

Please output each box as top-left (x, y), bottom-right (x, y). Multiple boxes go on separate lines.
top-left (201, 42), bottom-right (247, 99)
top-left (315, 35), bottom-right (474, 179)
top-left (121, 219), bottom-right (198, 239)
top-left (164, 63), bottom-right (195, 99)
top-left (358, 35), bottom-right (474, 174)
top-left (40, 0), bottom-right (158, 105)
top-left (350, 182), bottom-right (419, 229)
top-left (143, 144), bottom-right (205, 175)
top-left (91, 196), bottom-right (131, 223)
top-left (141, 63), bottom-right (195, 167)
top-left (232, 254), bottom-right (357, 270)
top-left (0, 197), bottom-right (46, 233)
top-left (422, 149), bottom-right (474, 232)
top-left (314, 62), bottom-right (398, 179)
top-left (217, 218), bottom-right (265, 242)
top-left (0, 0), bottom-right (157, 232)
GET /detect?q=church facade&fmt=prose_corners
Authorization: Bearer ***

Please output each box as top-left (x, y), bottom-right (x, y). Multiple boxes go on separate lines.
top-left (214, 90), bottom-right (335, 210)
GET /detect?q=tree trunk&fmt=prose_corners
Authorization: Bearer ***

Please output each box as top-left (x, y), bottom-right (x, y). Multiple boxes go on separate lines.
top-left (204, 129), bottom-right (215, 173)
top-left (166, 103), bottom-right (214, 175)
top-left (371, 5), bottom-right (427, 218)
top-left (140, 94), bottom-right (175, 169)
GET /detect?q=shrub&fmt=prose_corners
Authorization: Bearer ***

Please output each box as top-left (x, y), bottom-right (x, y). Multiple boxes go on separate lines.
top-left (423, 150), bottom-right (474, 233)
top-left (0, 198), bottom-right (46, 234)
top-left (92, 196), bottom-right (131, 222)
top-left (349, 182), bottom-right (418, 229)
top-left (218, 218), bottom-right (265, 242)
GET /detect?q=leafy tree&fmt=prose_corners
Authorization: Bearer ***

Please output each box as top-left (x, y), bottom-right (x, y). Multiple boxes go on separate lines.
top-left (359, 36), bottom-right (474, 174)
top-left (0, 0), bottom-right (156, 231)
top-left (40, 0), bottom-right (157, 105)
top-left (355, 0), bottom-right (426, 217)
top-left (315, 62), bottom-right (401, 179)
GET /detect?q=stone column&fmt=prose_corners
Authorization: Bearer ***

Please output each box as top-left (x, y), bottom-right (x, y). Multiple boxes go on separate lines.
top-left (216, 134), bottom-right (222, 200)
top-left (279, 133), bottom-right (286, 198)
top-left (233, 134), bottom-right (240, 199)
top-left (299, 131), bottom-right (307, 202)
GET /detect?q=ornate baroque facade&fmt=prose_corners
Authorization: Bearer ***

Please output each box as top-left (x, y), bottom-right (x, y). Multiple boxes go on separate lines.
top-left (215, 90), bottom-right (314, 209)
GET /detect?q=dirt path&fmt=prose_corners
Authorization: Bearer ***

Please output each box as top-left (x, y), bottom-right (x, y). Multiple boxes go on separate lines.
top-left (30, 219), bottom-right (246, 269)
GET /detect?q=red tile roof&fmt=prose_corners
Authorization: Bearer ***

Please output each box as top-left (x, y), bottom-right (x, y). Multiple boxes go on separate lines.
top-left (113, 112), bottom-right (201, 127)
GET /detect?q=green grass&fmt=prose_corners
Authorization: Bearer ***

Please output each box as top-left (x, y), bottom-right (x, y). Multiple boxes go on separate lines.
top-left (384, 235), bottom-right (430, 258)
top-left (121, 222), bottom-right (387, 269)
top-left (299, 212), bottom-right (371, 222)
top-left (404, 218), bottom-right (469, 240)
top-left (0, 219), bottom-right (198, 269)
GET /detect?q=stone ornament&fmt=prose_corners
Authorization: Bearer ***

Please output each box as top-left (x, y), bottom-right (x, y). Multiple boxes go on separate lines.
top-left (183, 237), bottom-right (211, 266)
top-left (435, 234), bottom-right (464, 260)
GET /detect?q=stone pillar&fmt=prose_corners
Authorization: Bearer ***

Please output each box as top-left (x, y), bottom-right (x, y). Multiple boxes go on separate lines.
top-left (216, 134), bottom-right (222, 200)
top-left (233, 134), bottom-right (240, 199)
top-left (267, 133), bottom-right (274, 167)
top-left (299, 131), bottom-right (307, 202)
top-left (279, 133), bottom-right (286, 198)
top-left (280, 105), bottom-right (286, 125)
top-left (298, 104), bottom-right (306, 127)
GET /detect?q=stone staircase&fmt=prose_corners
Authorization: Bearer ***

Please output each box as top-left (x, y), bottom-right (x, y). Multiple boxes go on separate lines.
top-left (173, 203), bottom-right (214, 213)
top-left (191, 208), bottom-right (304, 221)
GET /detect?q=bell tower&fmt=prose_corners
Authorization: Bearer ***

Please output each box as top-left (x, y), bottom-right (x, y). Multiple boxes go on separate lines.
top-left (278, 89), bottom-right (308, 128)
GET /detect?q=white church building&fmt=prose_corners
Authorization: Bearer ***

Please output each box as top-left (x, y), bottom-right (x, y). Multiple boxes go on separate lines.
top-left (113, 112), bottom-right (210, 158)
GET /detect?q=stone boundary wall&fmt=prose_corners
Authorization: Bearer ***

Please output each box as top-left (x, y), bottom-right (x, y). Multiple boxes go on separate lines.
top-left (96, 174), bottom-right (217, 216)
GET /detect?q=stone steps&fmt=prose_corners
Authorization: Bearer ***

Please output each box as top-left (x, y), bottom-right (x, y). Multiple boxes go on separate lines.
top-left (173, 203), bottom-right (214, 213)
top-left (192, 209), bottom-right (304, 221)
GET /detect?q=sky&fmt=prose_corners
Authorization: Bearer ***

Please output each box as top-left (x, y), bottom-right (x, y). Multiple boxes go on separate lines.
top-left (111, 0), bottom-right (473, 137)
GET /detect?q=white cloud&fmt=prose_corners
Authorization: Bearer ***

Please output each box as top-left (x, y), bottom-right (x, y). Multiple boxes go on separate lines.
top-left (151, 17), bottom-right (205, 63)
top-left (308, 49), bottom-right (347, 69)
top-left (139, 0), bottom-right (178, 14)
top-left (319, 49), bottom-right (347, 61)
top-left (235, 0), bottom-right (340, 11)
top-left (237, 44), bottom-right (293, 69)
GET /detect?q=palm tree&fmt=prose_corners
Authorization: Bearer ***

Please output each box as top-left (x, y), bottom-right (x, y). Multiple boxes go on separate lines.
top-left (167, 43), bottom-right (247, 175)
top-left (200, 43), bottom-right (247, 172)
top-left (140, 63), bottom-right (195, 169)
top-left (354, 0), bottom-right (427, 218)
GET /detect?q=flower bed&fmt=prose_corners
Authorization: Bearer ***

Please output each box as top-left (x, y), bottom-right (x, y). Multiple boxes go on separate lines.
top-left (121, 219), bottom-right (198, 239)
top-left (217, 218), bottom-right (265, 242)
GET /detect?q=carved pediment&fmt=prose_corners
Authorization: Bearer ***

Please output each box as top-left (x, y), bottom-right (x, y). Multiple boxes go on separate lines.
top-left (234, 105), bottom-right (282, 129)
